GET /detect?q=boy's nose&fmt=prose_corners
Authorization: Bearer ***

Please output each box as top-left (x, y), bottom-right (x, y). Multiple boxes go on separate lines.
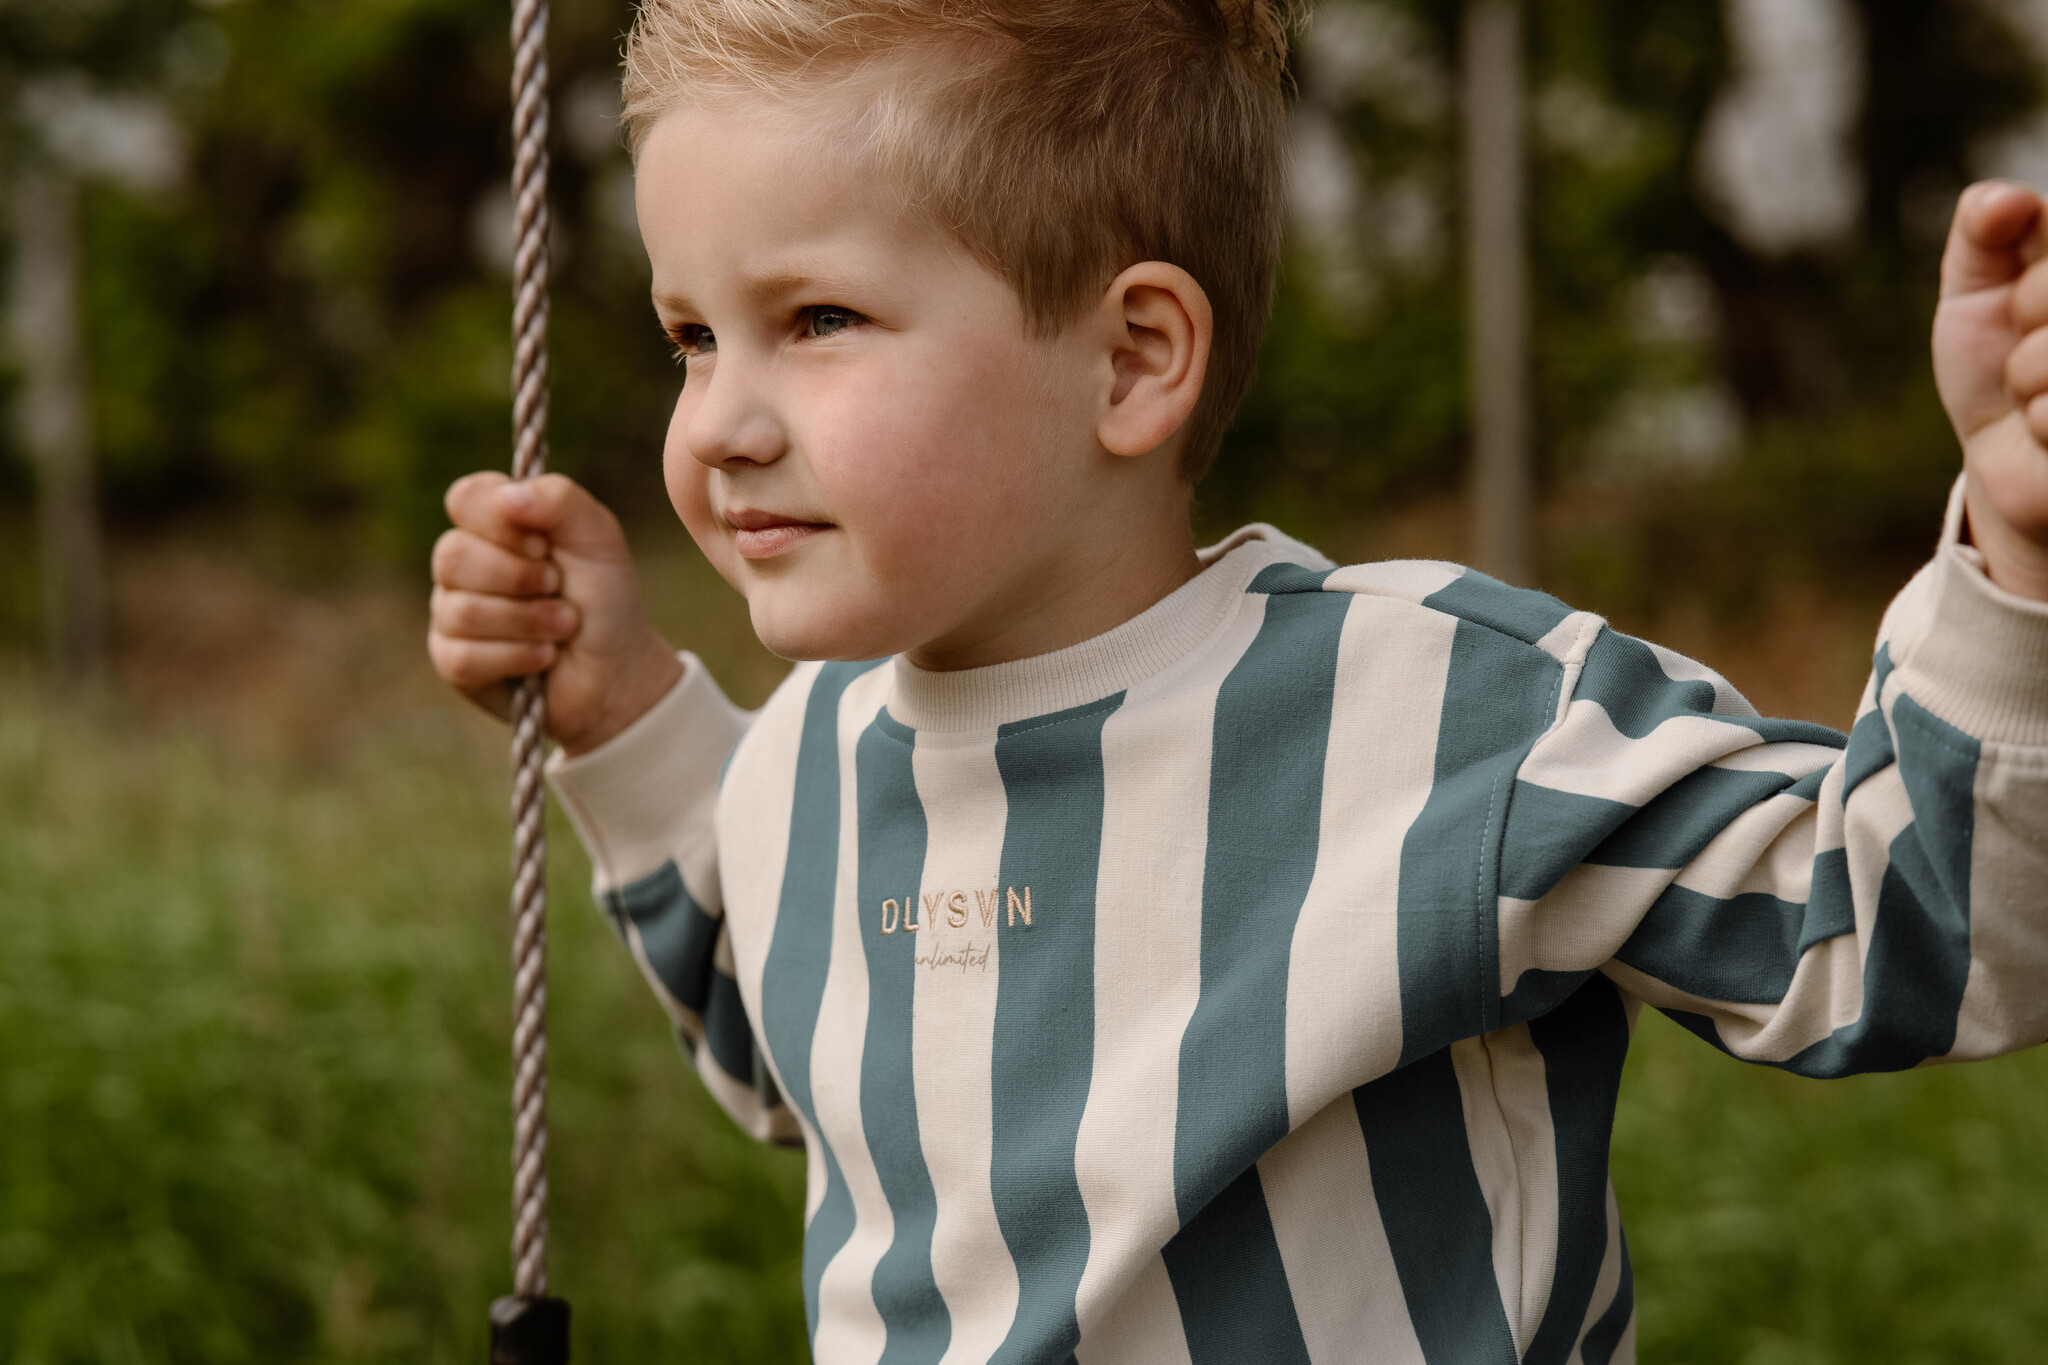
top-left (686, 365), bottom-right (789, 468)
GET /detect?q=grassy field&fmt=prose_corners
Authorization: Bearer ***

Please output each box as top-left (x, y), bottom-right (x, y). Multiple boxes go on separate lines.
top-left (3, 523), bottom-right (2046, 1361)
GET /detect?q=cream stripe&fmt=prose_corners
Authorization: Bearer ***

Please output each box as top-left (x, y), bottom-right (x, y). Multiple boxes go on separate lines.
top-left (1321, 558), bottom-right (1465, 604)
top-left (719, 662), bottom-right (812, 1042)
top-left (714, 664), bottom-right (817, 1191)
top-left (1521, 703), bottom-right (1765, 806)
top-left (1946, 743), bottom-right (2048, 1060)
top-left (1450, 1027), bottom-right (1560, 1357)
top-left (1257, 1095), bottom-right (1426, 1365)
top-left (808, 665), bottom-right (896, 1365)
top-left (1707, 740), bottom-right (1839, 776)
top-left (1667, 793), bottom-right (1823, 903)
top-left (1285, 596), bottom-right (1456, 1121)
top-left (1498, 864), bottom-right (1674, 993)
top-left (1535, 611), bottom-right (1603, 665)
top-left (1072, 1255), bottom-right (1194, 1365)
top-left (908, 733), bottom-right (1022, 1364)
top-left (1070, 593), bottom-right (1266, 1355)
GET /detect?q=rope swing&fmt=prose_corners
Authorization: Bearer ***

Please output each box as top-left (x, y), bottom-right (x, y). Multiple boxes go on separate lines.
top-left (490, 0), bottom-right (567, 1355)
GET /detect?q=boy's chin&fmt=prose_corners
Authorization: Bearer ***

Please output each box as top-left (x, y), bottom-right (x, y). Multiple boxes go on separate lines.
top-left (748, 597), bottom-right (905, 665)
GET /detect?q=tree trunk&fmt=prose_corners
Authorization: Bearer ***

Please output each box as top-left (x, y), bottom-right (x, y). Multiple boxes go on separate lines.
top-left (10, 155), bottom-right (107, 683)
top-left (1463, 0), bottom-right (1534, 585)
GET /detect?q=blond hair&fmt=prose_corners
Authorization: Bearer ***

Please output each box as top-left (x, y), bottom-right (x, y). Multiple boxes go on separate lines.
top-left (621, 0), bottom-right (1303, 479)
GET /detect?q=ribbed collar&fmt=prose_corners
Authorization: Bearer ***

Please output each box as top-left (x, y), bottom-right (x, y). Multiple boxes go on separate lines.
top-left (887, 524), bottom-right (1331, 733)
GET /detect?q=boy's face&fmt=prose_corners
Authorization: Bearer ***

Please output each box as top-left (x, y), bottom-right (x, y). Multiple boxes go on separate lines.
top-left (637, 94), bottom-right (1117, 666)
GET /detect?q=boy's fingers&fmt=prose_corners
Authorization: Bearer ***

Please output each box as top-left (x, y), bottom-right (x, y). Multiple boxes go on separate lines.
top-left (431, 529), bottom-right (562, 597)
top-left (2029, 392), bottom-right (2048, 447)
top-left (2005, 325), bottom-right (2048, 401)
top-left (2013, 258), bottom-right (2048, 332)
top-left (431, 587), bottom-right (579, 643)
top-left (428, 631), bottom-right (559, 692)
top-left (1941, 181), bottom-right (2046, 300)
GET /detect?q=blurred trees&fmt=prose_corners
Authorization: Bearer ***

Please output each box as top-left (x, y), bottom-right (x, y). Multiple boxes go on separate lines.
top-left (0, 0), bottom-right (2045, 632)
top-left (1, 0), bottom-right (672, 597)
top-left (1221, 0), bottom-right (2042, 604)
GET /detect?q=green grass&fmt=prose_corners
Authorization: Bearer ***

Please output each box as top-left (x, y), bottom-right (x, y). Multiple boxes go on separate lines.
top-left (3, 656), bottom-right (2045, 1361)
top-left (0, 683), bottom-right (806, 1363)
top-left (1619, 1012), bottom-right (2048, 1363)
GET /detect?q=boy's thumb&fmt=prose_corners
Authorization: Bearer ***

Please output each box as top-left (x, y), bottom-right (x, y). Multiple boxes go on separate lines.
top-left (498, 474), bottom-right (628, 559)
top-left (1942, 181), bottom-right (2046, 298)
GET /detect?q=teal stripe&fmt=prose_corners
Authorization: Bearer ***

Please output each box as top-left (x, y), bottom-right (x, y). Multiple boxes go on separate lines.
top-left (1398, 614), bottom-right (1562, 1061)
top-left (856, 714), bottom-right (948, 1363)
top-left (1786, 766), bottom-right (1830, 802)
top-left (1573, 625), bottom-right (1847, 755)
top-left (987, 695), bottom-right (1122, 1365)
top-left (1246, 562), bottom-right (1335, 594)
top-left (702, 967), bottom-right (754, 1083)
top-left (1501, 967), bottom-right (1598, 1025)
top-left (1614, 885), bottom-right (1805, 1006)
top-left (758, 660), bottom-right (882, 1336)
top-left (1586, 766), bottom-right (1804, 870)
top-left (1421, 570), bottom-right (1577, 645)
top-left (1578, 1229), bottom-right (1634, 1365)
top-left (1174, 590), bottom-right (1349, 1218)
top-left (1497, 783), bottom-right (1633, 902)
top-left (1843, 711), bottom-right (1897, 798)
top-left (1161, 1166), bottom-right (1312, 1365)
top-left (1797, 848), bottom-right (1855, 952)
top-left (1351, 1049), bottom-right (1518, 1365)
top-left (606, 860), bottom-right (717, 1020)
top-left (1569, 630), bottom-right (1719, 739)
top-left (1841, 646), bottom-right (1898, 799)
top-left (1522, 978), bottom-right (1631, 1365)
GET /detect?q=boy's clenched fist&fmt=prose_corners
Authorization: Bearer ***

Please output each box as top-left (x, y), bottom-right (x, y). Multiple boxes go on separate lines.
top-left (428, 472), bottom-right (682, 755)
top-left (1936, 180), bottom-right (2048, 601)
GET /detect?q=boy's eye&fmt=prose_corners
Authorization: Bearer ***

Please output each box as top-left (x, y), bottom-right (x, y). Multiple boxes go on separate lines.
top-left (807, 307), bottom-right (861, 339)
top-left (669, 324), bottom-right (715, 360)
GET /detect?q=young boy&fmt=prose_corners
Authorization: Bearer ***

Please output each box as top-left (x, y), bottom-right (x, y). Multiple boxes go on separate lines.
top-left (428, 1), bottom-right (2048, 1359)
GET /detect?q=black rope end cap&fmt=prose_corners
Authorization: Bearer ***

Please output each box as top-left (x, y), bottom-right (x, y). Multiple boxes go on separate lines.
top-left (490, 1295), bottom-right (570, 1364)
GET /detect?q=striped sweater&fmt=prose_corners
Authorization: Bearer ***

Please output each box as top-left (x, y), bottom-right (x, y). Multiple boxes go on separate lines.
top-left (550, 481), bottom-right (2048, 1365)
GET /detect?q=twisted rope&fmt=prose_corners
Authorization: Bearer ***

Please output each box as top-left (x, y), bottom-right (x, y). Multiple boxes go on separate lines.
top-left (508, 0), bottom-right (553, 1307)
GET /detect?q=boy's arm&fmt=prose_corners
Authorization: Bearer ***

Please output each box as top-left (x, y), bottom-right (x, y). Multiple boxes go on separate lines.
top-left (546, 659), bottom-right (801, 1143)
top-left (1498, 492), bottom-right (2048, 1074)
top-left (1497, 185), bottom-right (2048, 1073)
top-left (427, 471), bottom-right (795, 1140)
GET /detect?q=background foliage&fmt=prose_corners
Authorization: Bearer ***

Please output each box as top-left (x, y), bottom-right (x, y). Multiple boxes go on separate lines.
top-left (5, 0), bottom-right (2048, 1359)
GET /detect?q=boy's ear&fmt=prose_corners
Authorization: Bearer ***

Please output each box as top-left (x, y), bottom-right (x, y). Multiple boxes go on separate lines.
top-left (1095, 262), bottom-right (1213, 461)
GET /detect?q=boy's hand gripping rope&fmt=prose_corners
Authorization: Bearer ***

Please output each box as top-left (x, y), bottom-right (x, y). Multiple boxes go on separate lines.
top-left (491, 0), bottom-right (569, 1358)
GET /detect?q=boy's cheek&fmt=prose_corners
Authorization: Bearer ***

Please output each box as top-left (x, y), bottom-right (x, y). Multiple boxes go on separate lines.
top-left (664, 457), bottom-right (742, 587)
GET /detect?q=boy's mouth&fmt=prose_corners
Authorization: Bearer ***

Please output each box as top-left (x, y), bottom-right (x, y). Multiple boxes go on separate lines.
top-left (726, 507), bottom-right (832, 561)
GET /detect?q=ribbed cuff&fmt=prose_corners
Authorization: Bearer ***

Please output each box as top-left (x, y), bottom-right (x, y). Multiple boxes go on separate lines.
top-left (1884, 478), bottom-right (2048, 747)
top-left (546, 653), bottom-right (753, 888)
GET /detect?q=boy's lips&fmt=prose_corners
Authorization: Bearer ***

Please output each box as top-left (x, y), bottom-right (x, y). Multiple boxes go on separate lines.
top-left (725, 508), bottom-right (832, 560)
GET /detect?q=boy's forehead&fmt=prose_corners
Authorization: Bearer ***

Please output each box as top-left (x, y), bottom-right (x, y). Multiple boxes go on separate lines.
top-left (637, 103), bottom-right (967, 310)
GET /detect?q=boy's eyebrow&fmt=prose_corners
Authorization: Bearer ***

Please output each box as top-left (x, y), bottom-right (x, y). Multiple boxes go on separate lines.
top-left (650, 265), bottom-right (865, 316)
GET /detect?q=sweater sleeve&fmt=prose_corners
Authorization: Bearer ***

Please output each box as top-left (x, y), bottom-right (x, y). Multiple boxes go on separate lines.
top-left (546, 653), bottom-right (799, 1142)
top-left (1498, 479), bottom-right (2048, 1075)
